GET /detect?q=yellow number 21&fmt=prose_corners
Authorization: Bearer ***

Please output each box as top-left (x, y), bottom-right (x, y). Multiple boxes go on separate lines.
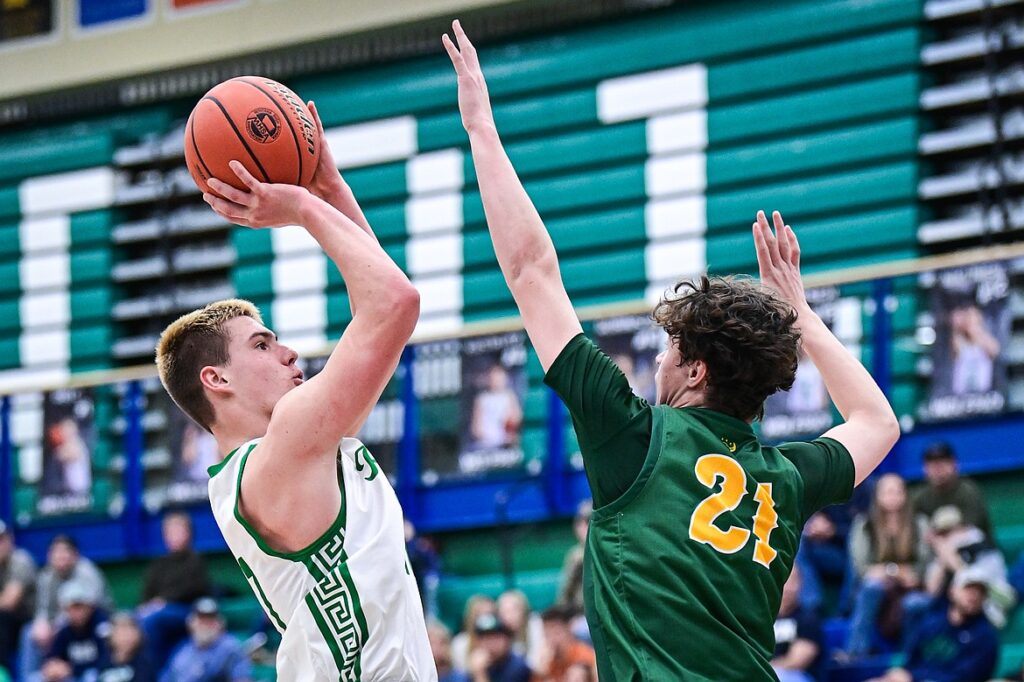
top-left (688, 454), bottom-right (779, 568)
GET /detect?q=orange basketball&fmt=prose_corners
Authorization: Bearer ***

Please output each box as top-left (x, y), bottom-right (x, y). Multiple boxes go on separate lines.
top-left (184, 76), bottom-right (321, 197)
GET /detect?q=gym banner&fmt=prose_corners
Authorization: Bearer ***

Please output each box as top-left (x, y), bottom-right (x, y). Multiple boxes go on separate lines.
top-left (592, 314), bottom-right (663, 405)
top-left (919, 261), bottom-right (1012, 422)
top-left (37, 388), bottom-right (96, 516)
top-left (762, 287), bottom-right (863, 441)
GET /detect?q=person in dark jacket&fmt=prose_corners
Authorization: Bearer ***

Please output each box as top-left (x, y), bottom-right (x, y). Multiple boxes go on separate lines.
top-left (98, 612), bottom-right (155, 682)
top-left (38, 581), bottom-right (109, 682)
top-left (867, 564), bottom-right (998, 682)
top-left (137, 513), bottom-right (210, 668)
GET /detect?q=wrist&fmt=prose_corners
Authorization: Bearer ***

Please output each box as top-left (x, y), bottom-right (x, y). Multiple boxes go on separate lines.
top-left (468, 121), bottom-right (500, 144)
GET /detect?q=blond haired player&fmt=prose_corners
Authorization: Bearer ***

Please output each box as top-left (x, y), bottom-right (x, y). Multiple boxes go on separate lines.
top-left (155, 103), bottom-right (435, 681)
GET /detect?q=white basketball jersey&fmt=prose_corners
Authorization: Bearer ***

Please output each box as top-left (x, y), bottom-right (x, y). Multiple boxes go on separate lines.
top-left (208, 437), bottom-right (436, 681)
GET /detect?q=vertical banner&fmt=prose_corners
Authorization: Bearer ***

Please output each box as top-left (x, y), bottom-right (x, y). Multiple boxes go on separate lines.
top-left (299, 354), bottom-right (403, 481)
top-left (919, 262), bottom-right (1011, 421)
top-left (164, 400), bottom-right (218, 505)
top-left (761, 287), bottom-right (859, 441)
top-left (38, 388), bottom-right (95, 515)
top-left (592, 315), bottom-right (663, 404)
top-left (458, 332), bottom-right (527, 476)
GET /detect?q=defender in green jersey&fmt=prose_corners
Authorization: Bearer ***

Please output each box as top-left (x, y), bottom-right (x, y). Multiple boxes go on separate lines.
top-left (444, 21), bottom-right (900, 681)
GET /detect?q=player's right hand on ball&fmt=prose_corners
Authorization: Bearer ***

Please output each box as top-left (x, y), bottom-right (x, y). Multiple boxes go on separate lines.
top-left (443, 19), bottom-right (496, 135)
top-left (205, 160), bottom-right (314, 229)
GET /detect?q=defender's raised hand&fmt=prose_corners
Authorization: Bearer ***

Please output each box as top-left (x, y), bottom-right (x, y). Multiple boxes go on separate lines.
top-left (205, 160), bottom-right (315, 229)
top-left (753, 209), bottom-right (808, 312)
top-left (443, 20), bottom-right (496, 135)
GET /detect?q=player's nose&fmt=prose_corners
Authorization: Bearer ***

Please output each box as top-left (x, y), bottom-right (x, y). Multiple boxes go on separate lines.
top-left (282, 345), bottom-right (299, 366)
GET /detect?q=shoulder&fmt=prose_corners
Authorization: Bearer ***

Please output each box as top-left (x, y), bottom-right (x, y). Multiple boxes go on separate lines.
top-left (958, 477), bottom-right (984, 497)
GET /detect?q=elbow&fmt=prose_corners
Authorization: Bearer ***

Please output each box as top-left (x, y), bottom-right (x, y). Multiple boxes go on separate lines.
top-left (508, 249), bottom-right (559, 288)
top-left (388, 281), bottom-right (420, 334)
top-left (880, 410), bottom-right (901, 451)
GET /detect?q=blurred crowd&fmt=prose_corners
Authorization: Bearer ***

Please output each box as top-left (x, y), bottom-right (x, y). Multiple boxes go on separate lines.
top-left (0, 442), bottom-right (1021, 682)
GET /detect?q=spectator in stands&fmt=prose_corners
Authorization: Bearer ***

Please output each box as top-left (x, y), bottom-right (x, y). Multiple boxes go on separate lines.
top-left (406, 521), bottom-right (441, 620)
top-left (427, 620), bottom-right (470, 682)
top-left (796, 480), bottom-right (873, 613)
top-left (866, 565), bottom-right (998, 682)
top-left (453, 595), bottom-right (497, 671)
top-left (844, 473), bottom-right (931, 657)
top-left (467, 613), bottom-right (531, 682)
top-left (21, 535), bottom-right (113, 680)
top-left (98, 612), bottom-right (154, 682)
top-left (556, 501), bottom-right (590, 615)
top-left (496, 590), bottom-right (543, 671)
top-left (913, 442), bottom-right (992, 539)
top-left (772, 565), bottom-right (822, 682)
top-left (38, 581), bottom-right (109, 682)
top-left (533, 605), bottom-right (596, 681)
top-left (137, 512), bottom-right (210, 666)
top-left (0, 520), bottom-right (36, 669)
top-left (160, 598), bottom-right (251, 682)
top-left (562, 663), bottom-right (594, 682)
top-left (918, 506), bottom-right (1014, 627)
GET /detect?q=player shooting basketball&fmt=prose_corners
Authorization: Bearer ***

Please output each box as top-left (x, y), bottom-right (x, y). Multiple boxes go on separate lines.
top-left (444, 20), bottom-right (899, 681)
top-left (155, 103), bottom-right (435, 681)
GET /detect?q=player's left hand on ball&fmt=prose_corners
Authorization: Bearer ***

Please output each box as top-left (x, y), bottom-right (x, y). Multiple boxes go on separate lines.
top-left (204, 160), bottom-right (312, 229)
top-left (443, 19), bottom-right (496, 135)
top-left (752, 209), bottom-right (808, 312)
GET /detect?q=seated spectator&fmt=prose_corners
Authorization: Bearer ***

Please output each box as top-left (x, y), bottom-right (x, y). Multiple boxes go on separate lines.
top-left (467, 613), bottom-right (531, 682)
top-left (452, 595), bottom-right (496, 672)
top-left (137, 512), bottom-right (210, 666)
top-left (99, 612), bottom-right (155, 682)
top-left (38, 581), bottom-right (110, 682)
top-left (496, 590), bottom-right (543, 670)
top-left (562, 663), bottom-right (593, 682)
top-left (0, 521), bottom-right (37, 668)
top-left (844, 474), bottom-right (931, 656)
top-left (406, 521), bottom-right (441, 620)
top-left (912, 442), bottom-right (992, 539)
top-left (159, 598), bottom-right (251, 682)
top-left (865, 565), bottom-right (998, 682)
top-left (427, 620), bottom-right (470, 682)
top-left (919, 506), bottom-right (1014, 627)
top-left (533, 605), bottom-right (596, 682)
top-left (772, 565), bottom-right (821, 682)
top-left (21, 535), bottom-right (113, 680)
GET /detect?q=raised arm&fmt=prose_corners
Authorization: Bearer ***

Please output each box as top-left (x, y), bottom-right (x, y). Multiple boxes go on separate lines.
top-left (205, 163), bottom-right (419, 455)
top-left (753, 211), bottom-right (899, 485)
top-left (444, 21), bottom-right (581, 370)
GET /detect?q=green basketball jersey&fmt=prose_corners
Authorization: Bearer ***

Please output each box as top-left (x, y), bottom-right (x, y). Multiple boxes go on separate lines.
top-left (545, 334), bottom-right (855, 681)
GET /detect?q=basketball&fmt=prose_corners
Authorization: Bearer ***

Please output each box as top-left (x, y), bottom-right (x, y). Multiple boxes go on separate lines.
top-left (184, 76), bottom-right (321, 197)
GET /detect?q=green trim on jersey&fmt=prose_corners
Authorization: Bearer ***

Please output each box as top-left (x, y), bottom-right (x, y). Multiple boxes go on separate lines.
top-left (207, 443), bottom-right (242, 478)
top-left (238, 556), bottom-right (287, 631)
top-left (232, 443), bottom-right (348, 562)
top-left (303, 551), bottom-right (369, 681)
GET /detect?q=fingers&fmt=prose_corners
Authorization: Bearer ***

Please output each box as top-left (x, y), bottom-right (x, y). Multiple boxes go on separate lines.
top-left (307, 100), bottom-right (326, 137)
top-left (775, 211), bottom-right (792, 264)
top-left (785, 224), bottom-right (801, 269)
top-left (752, 222), bottom-right (771, 281)
top-left (229, 160), bottom-right (260, 191)
top-left (203, 193), bottom-right (248, 223)
top-left (206, 177), bottom-right (251, 206)
top-left (442, 33), bottom-right (465, 71)
top-left (756, 210), bottom-right (782, 267)
top-left (452, 20), bottom-right (479, 68)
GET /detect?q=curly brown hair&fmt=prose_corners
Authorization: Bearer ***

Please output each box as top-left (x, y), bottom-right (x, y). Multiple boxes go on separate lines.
top-left (651, 276), bottom-right (801, 421)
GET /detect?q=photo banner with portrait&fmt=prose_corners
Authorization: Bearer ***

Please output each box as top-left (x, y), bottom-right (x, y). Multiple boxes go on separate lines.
top-left (458, 332), bottom-right (528, 476)
top-left (761, 287), bottom-right (863, 441)
top-left (300, 354), bottom-right (403, 482)
top-left (592, 315), bottom-right (663, 405)
top-left (37, 388), bottom-right (96, 517)
top-left (919, 261), bottom-right (1011, 422)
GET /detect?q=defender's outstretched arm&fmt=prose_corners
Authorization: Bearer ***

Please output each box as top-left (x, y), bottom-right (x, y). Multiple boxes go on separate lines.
top-left (444, 21), bottom-right (582, 370)
top-left (753, 211), bottom-right (900, 484)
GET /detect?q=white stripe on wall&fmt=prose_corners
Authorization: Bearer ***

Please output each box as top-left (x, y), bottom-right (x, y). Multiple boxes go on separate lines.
top-left (597, 64), bottom-right (708, 124)
top-left (19, 252), bottom-right (70, 291)
top-left (272, 292), bottom-right (328, 337)
top-left (325, 116), bottom-right (418, 169)
top-left (20, 291), bottom-right (71, 328)
top-left (271, 253), bottom-right (327, 296)
top-left (19, 215), bottom-right (71, 253)
top-left (644, 197), bottom-right (707, 240)
top-left (647, 110), bottom-right (709, 155)
top-left (271, 224), bottom-right (321, 257)
top-left (644, 153), bottom-right (707, 198)
top-left (19, 329), bottom-right (70, 366)
top-left (20, 167), bottom-right (116, 216)
top-left (407, 149), bottom-right (464, 194)
top-left (406, 193), bottom-right (463, 235)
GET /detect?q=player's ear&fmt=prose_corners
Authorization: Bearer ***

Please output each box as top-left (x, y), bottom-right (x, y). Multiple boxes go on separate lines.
top-left (199, 366), bottom-right (231, 395)
top-left (686, 360), bottom-right (708, 388)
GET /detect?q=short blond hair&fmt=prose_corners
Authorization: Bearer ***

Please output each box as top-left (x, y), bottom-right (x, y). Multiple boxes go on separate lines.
top-left (155, 299), bottom-right (263, 432)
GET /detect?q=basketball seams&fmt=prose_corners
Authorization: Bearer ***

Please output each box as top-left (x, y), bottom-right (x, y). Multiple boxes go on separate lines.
top-left (187, 113), bottom-right (216, 193)
top-left (235, 77), bottom-right (304, 186)
top-left (203, 95), bottom-right (272, 183)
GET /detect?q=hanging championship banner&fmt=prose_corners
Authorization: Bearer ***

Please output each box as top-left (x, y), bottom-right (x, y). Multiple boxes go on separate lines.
top-left (762, 287), bottom-right (863, 441)
top-left (592, 315), bottom-right (662, 405)
top-left (37, 388), bottom-right (96, 516)
top-left (919, 262), bottom-right (1011, 422)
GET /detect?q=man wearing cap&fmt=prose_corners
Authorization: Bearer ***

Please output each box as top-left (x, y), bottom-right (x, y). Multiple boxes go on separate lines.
top-left (913, 442), bottom-right (992, 539)
top-left (866, 565), bottom-right (999, 682)
top-left (159, 598), bottom-right (251, 682)
top-left (0, 520), bottom-right (36, 668)
top-left (38, 581), bottom-right (109, 682)
top-left (467, 613), bottom-right (531, 682)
